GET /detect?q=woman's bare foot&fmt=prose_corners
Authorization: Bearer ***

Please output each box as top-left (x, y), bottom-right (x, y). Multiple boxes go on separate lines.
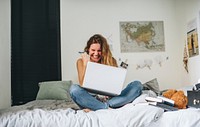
top-left (83, 108), bottom-right (92, 113)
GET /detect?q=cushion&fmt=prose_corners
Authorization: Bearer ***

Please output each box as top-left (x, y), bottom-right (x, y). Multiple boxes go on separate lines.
top-left (36, 80), bottom-right (73, 101)
top-left (132, 90), bottom-right (157, 105)
top-left (142, 78), bottom-right (160, 95)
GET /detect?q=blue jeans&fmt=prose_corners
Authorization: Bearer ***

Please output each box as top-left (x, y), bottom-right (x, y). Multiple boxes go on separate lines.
top-left (69, 81), bottom-right (143, 111)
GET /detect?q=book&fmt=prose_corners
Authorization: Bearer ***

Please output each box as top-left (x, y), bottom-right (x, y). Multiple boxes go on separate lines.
top-left (157, 96), bottom-right (174, 106)
top-left (145, 96), bottom-right (163, 103)
top-left (149, 102), bottom-right (178, 111)
top-left (135, 101), bottom-right (178, 111)
top-left (135, 101), bottom-right (178, 112)
top-left (145, 96), bottom-right (175, 106)
top-left (135, 101), bottom-right (157, 106)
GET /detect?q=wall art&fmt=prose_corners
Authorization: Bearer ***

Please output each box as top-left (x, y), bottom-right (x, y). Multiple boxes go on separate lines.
top-left (120, 21), bottom-right (165, 52)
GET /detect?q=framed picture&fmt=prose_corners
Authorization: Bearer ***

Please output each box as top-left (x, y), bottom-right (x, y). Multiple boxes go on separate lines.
top-left (120, 21), bottom-right (165, 52)
top-left (187, 18), bottom-right (199, 57)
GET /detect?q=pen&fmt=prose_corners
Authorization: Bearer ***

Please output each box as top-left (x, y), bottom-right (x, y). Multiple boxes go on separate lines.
top-left (78, 51), bottom-right (85, 54)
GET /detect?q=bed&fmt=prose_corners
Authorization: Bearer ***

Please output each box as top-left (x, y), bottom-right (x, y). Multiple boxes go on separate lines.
top-left (1, 80), bottom-right (200, 127)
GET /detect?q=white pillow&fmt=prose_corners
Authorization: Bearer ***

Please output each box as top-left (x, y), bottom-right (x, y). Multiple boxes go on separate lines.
top-left (132, 90), bottom-right (157, 105)
top-left (132, 93), bottom-right (148, 105)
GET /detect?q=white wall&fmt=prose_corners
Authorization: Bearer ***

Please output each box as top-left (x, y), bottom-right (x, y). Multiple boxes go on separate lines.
top-left (178, 0), bottom-right (200, 85)
top-left (61, 0), bottom-right (185, 90)
top-left (0, 0), bottom-right (11, 109)
top-left (1, 0), bottom-right (200, 109)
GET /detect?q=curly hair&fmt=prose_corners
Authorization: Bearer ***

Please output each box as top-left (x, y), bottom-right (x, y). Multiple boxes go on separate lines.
top-left (84, 34), bottom-right (117, 67)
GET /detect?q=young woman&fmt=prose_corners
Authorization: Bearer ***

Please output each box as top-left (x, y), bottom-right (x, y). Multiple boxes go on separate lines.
top-left (70, 34), bottom-right (143, 112)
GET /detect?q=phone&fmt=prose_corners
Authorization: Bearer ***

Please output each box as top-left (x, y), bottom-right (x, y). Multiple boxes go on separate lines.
top-left (78, 51), bottom-right (85, 54)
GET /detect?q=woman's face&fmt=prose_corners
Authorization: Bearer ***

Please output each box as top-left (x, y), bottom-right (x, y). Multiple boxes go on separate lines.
top-left (88, 43), bottom-right (102, 63)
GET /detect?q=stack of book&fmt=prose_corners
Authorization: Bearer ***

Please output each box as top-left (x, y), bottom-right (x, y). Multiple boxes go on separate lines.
top-left (138, 96), bottom-right (178, 111)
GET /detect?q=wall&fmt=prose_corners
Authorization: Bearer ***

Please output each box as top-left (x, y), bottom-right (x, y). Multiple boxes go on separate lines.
top-left (0, 0), bottom-right (11, 109)
top-left (1, 0), bottom-right (200, 109)
top-left (178, 0), bottom-right (200, 85)
top-left (61, 0), bottom-right (184, 90)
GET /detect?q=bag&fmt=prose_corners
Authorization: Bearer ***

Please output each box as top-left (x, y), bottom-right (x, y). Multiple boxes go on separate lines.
top-left (187, 90), bottom-right (200, 108)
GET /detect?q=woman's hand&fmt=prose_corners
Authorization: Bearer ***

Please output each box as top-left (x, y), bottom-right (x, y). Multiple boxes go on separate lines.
top-left (81, 52), bottom-right (90, 66)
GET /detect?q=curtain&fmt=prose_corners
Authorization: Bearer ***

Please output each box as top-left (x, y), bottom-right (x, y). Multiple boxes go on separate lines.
top-left (11, 0), bottom-right (61, 105)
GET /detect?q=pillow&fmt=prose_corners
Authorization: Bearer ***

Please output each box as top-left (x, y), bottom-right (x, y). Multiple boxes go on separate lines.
top-left (142, 78), bottom-right (160, 95)
top-left (36, 80), bottom-right (73, 101)
top-left (132, 93), bottom-right (148, 105)
top-left (132, 90), bottom-right (157, 105)
top-left (142, 90), bottom-right (157, 97)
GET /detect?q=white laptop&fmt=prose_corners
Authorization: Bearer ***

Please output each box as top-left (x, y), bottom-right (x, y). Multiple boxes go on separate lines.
top-left (82, 61), bottom-right (127, 96)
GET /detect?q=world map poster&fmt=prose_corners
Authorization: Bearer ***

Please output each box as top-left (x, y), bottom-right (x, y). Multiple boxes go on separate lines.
top-left (120, 21), bottom-right (165, 52)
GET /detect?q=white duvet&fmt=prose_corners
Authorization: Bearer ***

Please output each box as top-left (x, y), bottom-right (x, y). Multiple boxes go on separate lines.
top-left (1, 91), bottom-right (200, 127)
top-left (0, 104), bottom-right (163, 127)
top-left (150, 108), bottom-right (200, 127)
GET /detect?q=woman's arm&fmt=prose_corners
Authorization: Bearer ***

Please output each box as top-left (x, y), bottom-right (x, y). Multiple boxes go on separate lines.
top-left (77, 53), bottom-right (90, 86)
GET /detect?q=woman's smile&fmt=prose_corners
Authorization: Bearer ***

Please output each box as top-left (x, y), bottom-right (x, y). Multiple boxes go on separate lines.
top-left (88, 43), bottom-right (102, 63)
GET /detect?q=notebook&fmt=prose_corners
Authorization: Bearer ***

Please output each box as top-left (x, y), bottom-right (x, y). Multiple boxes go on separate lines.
top-left (82, 61), bottom-right (127, 96)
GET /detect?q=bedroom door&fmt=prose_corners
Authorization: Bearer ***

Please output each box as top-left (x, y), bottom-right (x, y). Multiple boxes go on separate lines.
top-left (11, 0), bottom-right (61, 105)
